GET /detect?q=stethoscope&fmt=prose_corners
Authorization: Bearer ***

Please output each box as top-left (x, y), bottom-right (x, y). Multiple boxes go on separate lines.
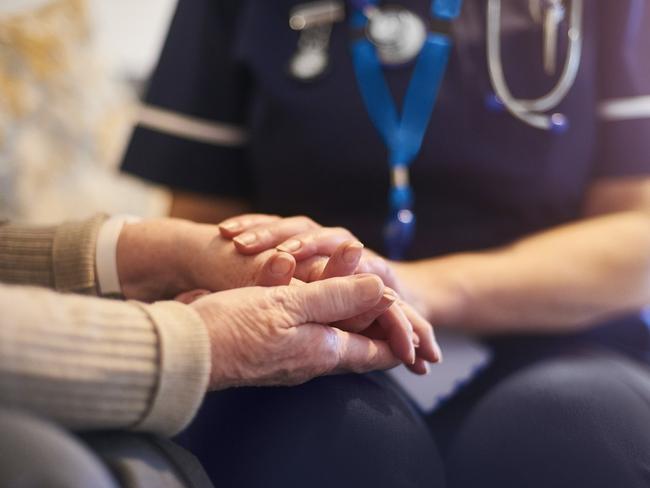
top-left (287, 0), bottom-right (584, 258)
top-left (288, 0), bottom-right (584, 129)
top-left (486, 0), bottom-right (584, 132)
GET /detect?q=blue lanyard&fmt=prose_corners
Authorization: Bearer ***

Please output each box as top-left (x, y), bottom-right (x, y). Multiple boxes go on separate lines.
top-left (349, 0), bottom-right (463, 259)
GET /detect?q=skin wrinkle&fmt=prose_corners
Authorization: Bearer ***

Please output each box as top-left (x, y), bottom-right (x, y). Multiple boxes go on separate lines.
top-left (267, 286), bottom-right (306, 324)
top-left (191, 271), bottom-right (404, 391)
top-left (204, 290), bottom-right (315, 388)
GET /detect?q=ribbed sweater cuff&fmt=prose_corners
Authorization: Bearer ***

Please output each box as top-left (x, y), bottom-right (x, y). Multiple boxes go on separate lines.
top-left (134, 301), bottom-right (211, 436)
top-left (53, 214), bottom-right (108, 295)
top-left (0, 215), bottom-right (108, 293)
top-left (0, 223), bottom-right (57, 288)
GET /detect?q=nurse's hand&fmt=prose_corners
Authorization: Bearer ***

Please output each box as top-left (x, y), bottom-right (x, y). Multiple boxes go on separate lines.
top-left (188, 275), bottom-right (404, 389)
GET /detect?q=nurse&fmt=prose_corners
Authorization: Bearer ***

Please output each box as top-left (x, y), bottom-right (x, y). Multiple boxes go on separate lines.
top-left (122, 1), bottom-right (650, 487)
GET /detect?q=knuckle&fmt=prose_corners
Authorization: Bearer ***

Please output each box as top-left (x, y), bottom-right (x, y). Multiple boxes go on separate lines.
top-left (286, 327), bottom-right (340, 384)
top-left (267, 286), bottom-right (290, 308)
top-left (295, 215), bottom-right (317, 227)
top-left (330, 226), bottom-right (352, 236)
top-left (267, 287), bottom-right (304, 321)
top-left (256, 228), bottom-right (273, 241)
top-left (314, 326), bottom-right (341, 373)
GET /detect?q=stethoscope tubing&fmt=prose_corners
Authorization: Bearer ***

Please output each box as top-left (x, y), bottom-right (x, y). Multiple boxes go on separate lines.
top-left (486, 0), bottom-right (583, 130)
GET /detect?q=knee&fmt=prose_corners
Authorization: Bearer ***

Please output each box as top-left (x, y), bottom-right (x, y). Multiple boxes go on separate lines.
top-left (196, 373), bottom-right (429, 444)
top-left (0, 409), bottom-right (117, 488)
top-left (446, 352), bottom-right (650, 488)
top-left (187, 374), bottom-right (445, 488)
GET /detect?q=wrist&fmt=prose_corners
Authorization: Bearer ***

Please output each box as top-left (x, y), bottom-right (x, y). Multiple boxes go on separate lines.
top-left (392, 258), bottom-right (470, 327)
top-left (95, 214), bottom-right (140, 297)
top-left (117, 219), bottom-right (194, 301)
top-left (173, 221), bottom-right (224, 293)
top-left (190, 297), bottom-right (236, 391)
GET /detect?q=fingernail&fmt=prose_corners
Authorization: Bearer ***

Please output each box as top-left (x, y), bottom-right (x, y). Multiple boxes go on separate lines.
top-left (343, 241), bottom-right (364, 264)
top-left (423, 362), bottom-right (430, 374)
top-left (383, 287), bottom-right (398, 299)
top-left (375, 292), bottom-right (396, 310)
top-left (220, 221), bottom-right (241, 232)
top-left (409, 347), bottom-right (416, 365)
top-left (234, 233), bottom-right (257, 246)
top-left (384, 287), bottom-right (400, 300)
top-left (412, 334), bottom-right (420, 347)
top-left (277, 239), bottom-right (302, 253)
top-left (356, 275), bottom-right (383, 302)
top-left (270, 254), bottom-right (293, 276)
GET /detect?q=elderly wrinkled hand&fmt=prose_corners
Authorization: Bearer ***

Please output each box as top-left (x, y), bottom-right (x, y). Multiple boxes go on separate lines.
top-left (220, 214), bottom-right (406, 292)
top-left (190, 275), bottom-right (409, 389)
top-left (218, 214), bottom-right (441, 374)
top-left (115, 218), bottom-right (300, 302)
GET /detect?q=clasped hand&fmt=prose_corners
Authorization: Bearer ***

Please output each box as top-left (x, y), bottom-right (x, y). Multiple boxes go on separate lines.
top-left (116, 215), bottom-right (441, 390)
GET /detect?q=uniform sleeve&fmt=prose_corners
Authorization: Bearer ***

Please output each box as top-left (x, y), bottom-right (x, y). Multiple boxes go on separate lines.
top-left (121, 0), bottom-right (253, 198)
top-left (594, 0), bottom-right (650, 177)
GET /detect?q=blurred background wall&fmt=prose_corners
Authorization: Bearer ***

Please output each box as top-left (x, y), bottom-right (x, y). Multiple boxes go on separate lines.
top-left (0, 0), bottom-right (178, 223)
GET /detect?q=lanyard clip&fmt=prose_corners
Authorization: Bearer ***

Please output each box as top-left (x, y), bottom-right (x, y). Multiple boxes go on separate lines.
top-left (384, 206), bottom-right (416, 260)
top-left (384, 180), bottom-right (415, 260)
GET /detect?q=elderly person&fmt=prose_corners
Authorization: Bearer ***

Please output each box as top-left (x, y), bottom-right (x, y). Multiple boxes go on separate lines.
top-left (0, 214), bottom-right (438, 487)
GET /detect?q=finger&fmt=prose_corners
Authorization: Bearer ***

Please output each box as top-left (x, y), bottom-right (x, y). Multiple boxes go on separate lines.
top-left (376, 303), bottom-right (416, 365)
top-left (355, 254), bottom-right (399, 290)
top-left (406, 358), bottom-right (430, 376)
top-left (332, 289), bottom-right (397, 333)
top-left (218, 214), bottom-right (281, 238)
top-left (319, 240), bottom-right (364, 279)
top-left (294, 255), bottom-right (328, 282)
top-left (232, 216), bottom-right (319, 254)
top-left (281, 274), bottom-right (385, 324)
top-left (174, 289), bottom-right (211, 304)
top-left (255, 252), bottom-right (296, 287)
top-left (358, 321), bottom-right (387, 340)
top-left (276, 227), bottom-right (355, 260)
top-left (331, 329), bottom-right (400, 374)
top-left (401, 301), bottom-right (442, 363)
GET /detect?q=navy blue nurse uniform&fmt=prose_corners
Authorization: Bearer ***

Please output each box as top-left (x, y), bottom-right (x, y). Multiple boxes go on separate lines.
top-left (122, 1), bottom-right (650, 487)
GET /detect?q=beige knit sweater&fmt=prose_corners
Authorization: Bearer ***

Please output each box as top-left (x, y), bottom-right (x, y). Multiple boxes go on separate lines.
top-left (0, 215), bottom-right (211, 436)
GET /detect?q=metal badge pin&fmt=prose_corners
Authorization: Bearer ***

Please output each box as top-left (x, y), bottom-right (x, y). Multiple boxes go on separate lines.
top-left (288, 1), bottom-right (344, 81)
top-left (543, 0), bottom-right (565, 75)
top-left (365, 6), bottom-right (427, 66)
top-left (289, 0), bottom-right (345, 30)
top-left (289, 24), bottom-right (333, 81)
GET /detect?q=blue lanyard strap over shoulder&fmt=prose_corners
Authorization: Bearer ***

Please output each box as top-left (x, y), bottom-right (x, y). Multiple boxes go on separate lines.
top-left (349, 0), bottom-right (463, 259)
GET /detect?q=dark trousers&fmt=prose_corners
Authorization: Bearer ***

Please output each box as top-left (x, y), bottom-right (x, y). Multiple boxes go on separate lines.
top-left (180, 319), bottom-right (650, 488)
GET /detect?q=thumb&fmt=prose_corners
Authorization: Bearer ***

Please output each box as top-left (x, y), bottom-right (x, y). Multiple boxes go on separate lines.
top-left (256, 252), bottom-right (296, 286)
top-left (281, 274), bottom-right (385, 324)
